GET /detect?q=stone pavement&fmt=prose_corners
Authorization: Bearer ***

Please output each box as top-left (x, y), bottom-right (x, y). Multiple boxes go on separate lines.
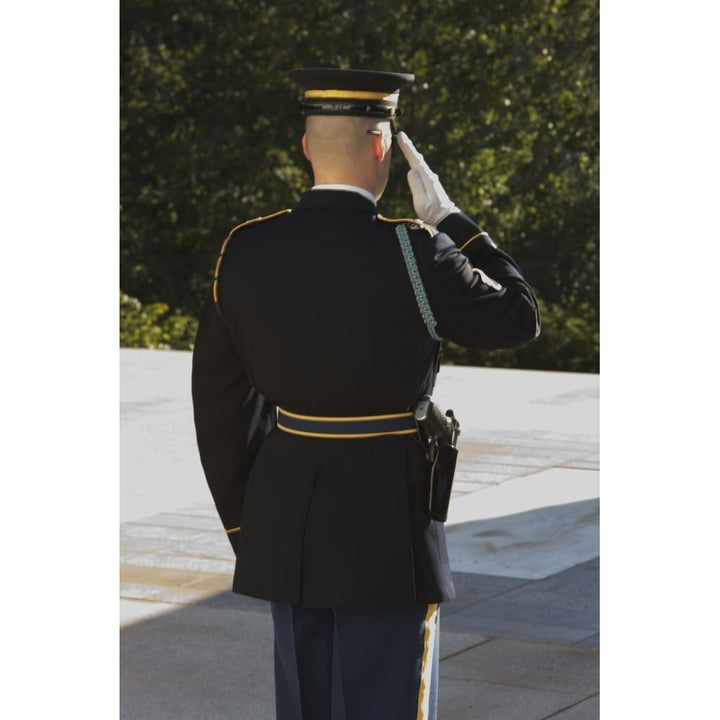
top-left (120, 348), bottom-right (599, 719)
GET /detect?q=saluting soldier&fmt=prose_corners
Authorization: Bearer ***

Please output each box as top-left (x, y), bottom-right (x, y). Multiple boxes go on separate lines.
top-left (191, 67), bottom-right (540, 720)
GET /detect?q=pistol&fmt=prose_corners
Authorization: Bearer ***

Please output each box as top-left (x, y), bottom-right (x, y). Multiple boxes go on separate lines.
top-left (413, 396), bottom-right (460, 450)
top-left (412, 395), bottom-right (461, 522)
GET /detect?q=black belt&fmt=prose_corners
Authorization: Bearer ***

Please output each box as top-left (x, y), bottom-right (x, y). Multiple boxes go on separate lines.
top-left (277, 408), bottom-right (418, 439)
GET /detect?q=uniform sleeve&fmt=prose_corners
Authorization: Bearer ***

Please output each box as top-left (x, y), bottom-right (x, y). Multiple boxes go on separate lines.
top-left (418, 211), bottom-right (541, 349)
top-left (191, 294), bottom-right (276, 553)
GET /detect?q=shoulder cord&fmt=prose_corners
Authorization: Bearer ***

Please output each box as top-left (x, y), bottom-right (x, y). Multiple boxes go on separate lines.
top-left (213, 209), bottom-right (292, 322)
top-left (396, 224), bottom-right (442, 342)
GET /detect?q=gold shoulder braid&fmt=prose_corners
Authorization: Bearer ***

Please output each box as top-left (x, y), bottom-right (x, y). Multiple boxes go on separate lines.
top-left (377, 215), bottom-right (435, 236)
top-left (213, 209), bottom-right (291, 316)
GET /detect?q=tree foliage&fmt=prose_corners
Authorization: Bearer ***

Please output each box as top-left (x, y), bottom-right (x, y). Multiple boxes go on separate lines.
top-left (121, 0), bottom-right (598, 371)
top-left (120, 291), bottom-right (198, 349)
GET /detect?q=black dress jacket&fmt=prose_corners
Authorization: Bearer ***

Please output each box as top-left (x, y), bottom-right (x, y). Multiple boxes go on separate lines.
top-left (191, 189), bottom-right (540, 607)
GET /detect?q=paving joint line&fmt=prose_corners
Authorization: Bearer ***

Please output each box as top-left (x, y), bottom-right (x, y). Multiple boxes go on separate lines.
top-left (438, 636), bottom-right (493, 662)
top-left (442, 576), bottom-right (537, 618)
top-left (120, 595), bottom-right (273, 617)
top-left (440, 670), bottom-right (595, 697)
top-left (539, 691), bottom-right (599, 718)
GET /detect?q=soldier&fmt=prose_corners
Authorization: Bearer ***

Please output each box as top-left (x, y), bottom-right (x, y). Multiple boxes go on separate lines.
top-left (192, 67), bottom-right (540, 720)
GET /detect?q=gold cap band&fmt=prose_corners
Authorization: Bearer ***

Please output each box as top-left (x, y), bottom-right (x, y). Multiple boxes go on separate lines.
top-left (304, 89), bottom-right (399, 103)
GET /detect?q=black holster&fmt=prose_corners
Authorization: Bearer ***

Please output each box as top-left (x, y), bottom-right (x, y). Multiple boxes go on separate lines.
top-left (413, 396), bottom-right (461, 522)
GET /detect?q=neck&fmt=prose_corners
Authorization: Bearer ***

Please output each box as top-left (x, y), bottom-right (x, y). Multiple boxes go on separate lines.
top-left (312, 169), bottom-right (377, 198)
top-left (311, 184), bottom-right (377, 204)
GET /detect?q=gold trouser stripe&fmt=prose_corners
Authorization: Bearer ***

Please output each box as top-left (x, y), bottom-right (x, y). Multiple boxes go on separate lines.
top-left (416, 603), bottom-right (439, 720)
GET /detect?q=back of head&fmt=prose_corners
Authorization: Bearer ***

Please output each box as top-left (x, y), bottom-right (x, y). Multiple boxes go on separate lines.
top-left (304, 115), bottom-right (380, 172)
top-left (288, 67), bottom-right (414, 194)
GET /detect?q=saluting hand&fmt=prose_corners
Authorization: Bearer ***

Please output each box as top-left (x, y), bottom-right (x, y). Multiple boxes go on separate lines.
top-left (396, 132), bottom-right (459, 227)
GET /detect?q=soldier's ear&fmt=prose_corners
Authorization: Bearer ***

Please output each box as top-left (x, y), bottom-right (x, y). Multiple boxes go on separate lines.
top-left (301, 133), bottom-right (311, 161)
top-left (370, 132), bottom-right (388, 162)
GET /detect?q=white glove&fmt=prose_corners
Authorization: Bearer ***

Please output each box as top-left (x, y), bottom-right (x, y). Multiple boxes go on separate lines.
top-left (396, 131), bottom-right (459, 227)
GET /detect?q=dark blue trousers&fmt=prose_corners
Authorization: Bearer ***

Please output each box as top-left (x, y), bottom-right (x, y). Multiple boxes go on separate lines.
top-left (270, 602), bottom-right (439, 720)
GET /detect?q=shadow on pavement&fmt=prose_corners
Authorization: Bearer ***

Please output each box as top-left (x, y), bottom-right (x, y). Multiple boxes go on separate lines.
top-left (120, 507), bottom-right (598, 720)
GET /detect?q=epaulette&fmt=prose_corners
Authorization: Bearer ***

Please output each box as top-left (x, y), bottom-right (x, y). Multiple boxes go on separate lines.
top-left (213, 209), bottom-right (291, 306)
top-left (377, 215), bottom-right (435, 236)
